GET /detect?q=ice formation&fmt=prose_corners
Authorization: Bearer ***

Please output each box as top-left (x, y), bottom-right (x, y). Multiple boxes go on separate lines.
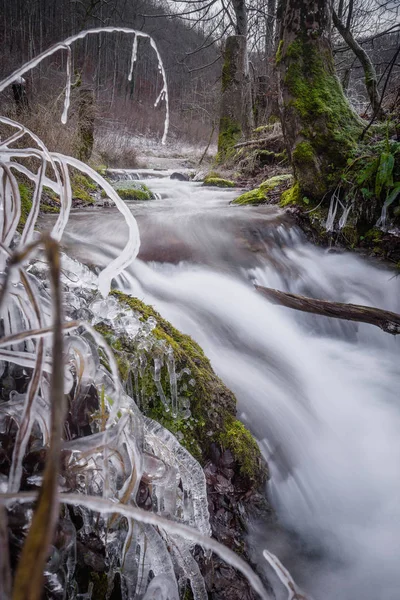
top-left (0, 31), bottom-right (274, 600)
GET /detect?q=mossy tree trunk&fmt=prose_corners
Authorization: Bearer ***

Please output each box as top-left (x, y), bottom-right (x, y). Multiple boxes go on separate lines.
top-left (277, 0), bottom-right (363, 198)
top-left (217, 35), bottom-right (254, 160)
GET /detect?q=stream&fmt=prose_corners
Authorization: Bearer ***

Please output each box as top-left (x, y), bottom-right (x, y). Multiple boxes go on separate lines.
top-left (41, 171), bottom-right (400, 600)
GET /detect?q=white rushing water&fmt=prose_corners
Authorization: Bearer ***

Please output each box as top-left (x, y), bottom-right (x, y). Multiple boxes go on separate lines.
top-left (44, 172), bottom-right (400, 600)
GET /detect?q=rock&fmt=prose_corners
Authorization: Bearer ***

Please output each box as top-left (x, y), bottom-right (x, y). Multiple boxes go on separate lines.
top-left (203, 176), bottom-right (235, 188)
top-left (96, 291), bottom-right (272, 598)
top-left (233, 174), bottom-right (293, 205)
top-left (170, 172), bottom-right (189, 181)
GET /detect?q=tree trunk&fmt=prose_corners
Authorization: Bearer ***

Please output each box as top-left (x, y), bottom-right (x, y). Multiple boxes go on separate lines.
top-left (266, 0), bottom-right (277, 77)
top-left (77, 87), bottom-right (95, 162)
top-left (332, 9), bottom-right (384, 120)
top-left (231, 0), bottom-right (248, 36)
top-left (217, 35), bottom-right (254, 160)
top-left (277, 0), bottom-right (363, 198)
top-left (12, 77), bottom-right (29, 116)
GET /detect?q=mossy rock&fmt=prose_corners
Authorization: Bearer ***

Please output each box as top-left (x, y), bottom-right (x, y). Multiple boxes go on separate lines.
top-left (96, 291), bottom-right (266, 483)
top-left (202, 175), bottom-right (235, 188)
top-left (111, 182), bottom-right (154, 201)
top-left (280, 183), bottom-right (301, 207)
top-left (233, 174), bottom-right (293, 206)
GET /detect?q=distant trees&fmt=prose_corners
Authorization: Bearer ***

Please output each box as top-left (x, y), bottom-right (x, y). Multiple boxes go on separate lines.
top-left (332, 0), bottom-right (399, 118)
top-left (0, 0), bottom-right (221, 144)
top-left (0, 0), bottom-right (398, 153)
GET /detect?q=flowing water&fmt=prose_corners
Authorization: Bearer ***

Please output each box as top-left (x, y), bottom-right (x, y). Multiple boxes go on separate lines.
top-left (41, 172), bottom-right (400, 600)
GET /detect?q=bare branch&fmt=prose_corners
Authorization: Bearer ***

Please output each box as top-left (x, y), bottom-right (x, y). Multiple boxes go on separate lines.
top-left (255, 285), bottom-right (400, 335)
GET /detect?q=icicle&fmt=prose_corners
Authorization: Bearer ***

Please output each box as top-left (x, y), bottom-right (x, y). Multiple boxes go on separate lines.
top-left (154, 355), bottom-right (169, 410)
top-left (170, 539), bottom-right (207, 600)
top-left (52, 155), bottom-right (140, 297)
top-left (144, 418), bottom-right (211, 538)
top-left (326, 189), bottom-right (340, 232)
top-left (0, 28), bottom-right (169, 144)
top-left (143, 574), bottom-right (180, 600)
top-left (149, 38), bottom-right (169, 144)
top-left (166, 347), bottom-right (178, 418)
top-left (376, 205), bottom-right (387, 230)
top-left (338, 202), bottom-right (352, 230)
top-left (61, 47), bottom-right (72, 125)
top-left (0, 493), bottom-right (272, 600)
top-left (263, 549), bottom-right (310, 600)
top-left (128, 35), bottom-right (138, 82)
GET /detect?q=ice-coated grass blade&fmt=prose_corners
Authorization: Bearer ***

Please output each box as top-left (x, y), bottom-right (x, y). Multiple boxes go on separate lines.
top-left (0, 492), bottom-right (272, 600)
top-left (10, 235), bottom-right (65, 600)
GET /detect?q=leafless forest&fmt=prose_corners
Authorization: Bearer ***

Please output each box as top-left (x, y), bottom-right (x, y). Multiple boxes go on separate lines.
top-left (0, 0), bottom-right (398, 165)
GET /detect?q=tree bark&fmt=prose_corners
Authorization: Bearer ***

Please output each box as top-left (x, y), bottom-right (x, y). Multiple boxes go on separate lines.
top-left (255, 285), bottom-right (400, 334)
top-left (231, 0), bottom-right (248, 36)
top-left (77, 87), bottom-right (95, 162)
top-left (276, 0), bottom-right (363, 198)
top-left (217, 35), bottom-right (254, 160)
top-left (332, 9), bottom-right (384, 120)
top-left (12, 77), bottom-right (29, 116)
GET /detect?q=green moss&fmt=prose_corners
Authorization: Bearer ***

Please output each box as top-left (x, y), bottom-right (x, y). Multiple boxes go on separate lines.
top-left (41, 204), bottom-right (60, 214)
top-left (340, 224), bottom-right (359, 247)
top-left (280, 183), bottom-right (301, 207)
top-left (90, 572), bottom-right (109, 600)
top-left (281, 38), bottom-right (363, 196)
top-left (275, 39), bottom-right (284, 65)
top-left (74, 173), bottom-right (97, 190)
top-left (71, 173), bottom-right (96, 203)
top-left (218, 418), bottom-right (263, 480)
top-left (95, 291), bottom-right (266, 482)
top-left (217, 117), bottom-right (241, 162)
top-left (233, 188), bottom-right (267, 205)
top-left (114, 182), bottom-right (154, 201)
top-left (253, 124), bottom-right (275, 135)
top-left (116, 188), bottom-right (152, 201)
top-left (18, 183), bottom-right (32, 228)
top-left (43, 186), bottom-right (59, 201)
top-left (292, 141), bottom-right (316, 164)
top-left (260, 174), bottom-right (293, 190)
top-left (203, 176), bottom-right (235, 188)
top-left (221, 37), bottom-right (238, 93)
top-left (234, 175), bottom-right (293, 206)
top-left (18, 182), bottom-right (61, 225)
top-left (364, 228), bottom-right (384, 243)
top-left (94, 164), bottom-right (108, 177)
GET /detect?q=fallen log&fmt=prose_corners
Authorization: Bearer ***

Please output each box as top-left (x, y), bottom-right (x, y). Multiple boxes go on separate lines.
top-left (255, 285), bottom-right (400, 335)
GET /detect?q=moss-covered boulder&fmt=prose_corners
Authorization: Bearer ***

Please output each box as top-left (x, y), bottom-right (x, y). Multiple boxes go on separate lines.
top-left (96, 291), bottom-right (266, 484)
top-left (105, 181), bottom-right (154, 201)
top-left (233, 174), bottom-right (293, 205)
top-left (114, 182), bottom-right (154, 201)
top-left (203, 174), bottom-right (235, 188)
